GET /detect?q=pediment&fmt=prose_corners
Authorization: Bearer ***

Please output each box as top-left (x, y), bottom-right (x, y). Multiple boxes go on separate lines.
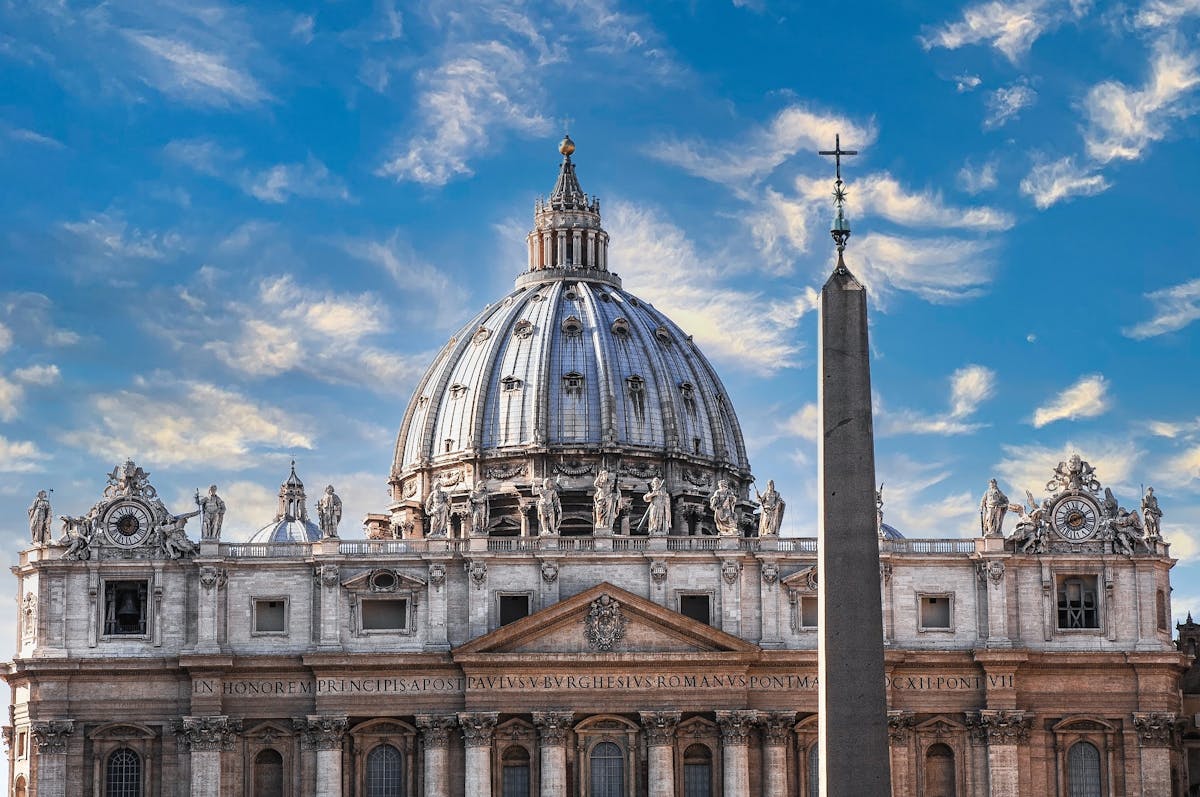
top-left (782, 566), bottom-right (816, 592)
top-left (341, 568), bottom-right (426, 592)
top-left (454, 582), bottom-right (758, 657)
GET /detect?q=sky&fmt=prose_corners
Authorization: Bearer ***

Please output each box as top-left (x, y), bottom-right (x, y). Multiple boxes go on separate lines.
top-left (1, 0), bottom-right (1199, 668)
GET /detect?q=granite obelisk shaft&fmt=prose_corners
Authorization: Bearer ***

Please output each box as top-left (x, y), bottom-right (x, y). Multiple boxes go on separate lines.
top-left (817, 263), bottom-right (891, 797)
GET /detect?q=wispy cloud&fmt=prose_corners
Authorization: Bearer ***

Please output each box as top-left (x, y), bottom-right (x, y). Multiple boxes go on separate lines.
top-left (1019, 156), bottom-right (1109, 208)
top-left (921, 0), bottom-right (1086, 62)
top-left (849, 233), bottom-right (997, 306)
top-left (881, 364), bottom-right (997, 436)
top-left (60, 212), bottom-right (184, 261)
top-left (796, 173), bottom-right (1014, 231)
top-left (1132, 0), bottom-right (1200, 29)
top-left (1123, 277), bottom-right (1200, 339)
top-left (11, 364), bottom-right (61, 386)
top-left (1031, 373), bottom-right (1109, 427)
top-left (957, 160), bottom-right (998, 194)
top-left (994, 438), bottom-right (1142, 499)
top-left (781, 403), bottom-right (819, 442)
top-left (5, 126), bottom-right (63, 148)
top-left (60, 375), bottom-right (313, 469)
top-left (955, 74), bottom-right (983, 92)
top-left (0, 376), bottom-right (20, 422)
top-left (342, 234), bottom-right (471, 327)
top-left (0, 435), bottom-right (44, 473)
top-left (1083, 39), bottom-right (1200, 163)
top-left (876, 454), bottom-right (979, 536)
top-left (166, 139), bottom-right (350, 205)
top-left (985, 82), bottom-right (1037, 128)
top-left (126, 32), bottom-right (270, 107)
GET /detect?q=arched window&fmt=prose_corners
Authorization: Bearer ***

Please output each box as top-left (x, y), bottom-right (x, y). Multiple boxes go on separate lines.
top-left (14, 776), bottom-right (26, 797)
top-left (254, 748), bottom-right (284, 797)
top-left (106, 748), bottom-right (141, 797)
top-left (502, 745), bottom-right (531, 797)
top-left (590, 741), bottom-right (625, 797)
top-left (1067, 741), bottom-right (1102, 797)
top-left (807, 743), bottom-right (819, 797)
top-left (925, 743), bottom-right (956, 797)
top-left (682, 743), bottom-right (712, 797)
top-left (366, 744), bottom-right (405, 797)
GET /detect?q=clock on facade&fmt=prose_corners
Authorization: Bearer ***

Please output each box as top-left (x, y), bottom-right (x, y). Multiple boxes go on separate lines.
top-left (1050, 495), bottom-right (1100, 542)
top-left (101, 499), bottom-right (155, 548)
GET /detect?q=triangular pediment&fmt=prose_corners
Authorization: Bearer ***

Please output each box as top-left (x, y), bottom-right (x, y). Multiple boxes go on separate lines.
top-left (454, 582), bottom-right (758, 658)
top-left (341, 568), bottom-right (426, 592)
top-left (782, 566), bottom-right (816, 591)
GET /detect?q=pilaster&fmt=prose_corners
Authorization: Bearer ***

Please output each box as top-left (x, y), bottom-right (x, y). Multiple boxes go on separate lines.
top-left (1132, 712), bottom-right (1178, 797)
top-left (295, 715), bottom-right (348, 797)
top-left (716, 710), bottom-right (756, 797)
top-left (639, 711), bottom-right (680, 797)
top-left (887, 710), bottom-right (915, 797)
top-left (175, 715), bottom-right (240, 797)
top-left (970, 709), bottom-right (1030, 797)
top-left (533, 711), bottom-right (573, 797)
top-left (426, 560), bottom-right (451, 651)
top-left (760, 711), bottom-right (795, 797)
top-left (459, 712), bottom-right (499, 797)
top-left (30, 720), bottom-right (73, 797)
top-left (416, 714), bottom-right (457, 797)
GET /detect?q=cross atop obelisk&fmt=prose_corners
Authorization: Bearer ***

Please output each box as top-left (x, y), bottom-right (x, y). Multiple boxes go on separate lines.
top-left (816, 133), bottom-right (891, 797)
top-left (819, 134), bottom-right (858, 255)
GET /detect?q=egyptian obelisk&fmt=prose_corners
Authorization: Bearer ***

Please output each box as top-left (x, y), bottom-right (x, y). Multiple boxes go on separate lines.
top-left (817, 136), bottom-right (891, 796)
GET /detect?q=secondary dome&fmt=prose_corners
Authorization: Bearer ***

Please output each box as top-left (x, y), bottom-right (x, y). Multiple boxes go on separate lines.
top-left (247, 462), bottom-right (322, 543)
top-left (389, 140), bottom-right (753, 538)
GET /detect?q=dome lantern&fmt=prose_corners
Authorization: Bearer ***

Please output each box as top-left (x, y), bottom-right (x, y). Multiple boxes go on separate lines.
top-left (526, 138), bottom-right (611, 279)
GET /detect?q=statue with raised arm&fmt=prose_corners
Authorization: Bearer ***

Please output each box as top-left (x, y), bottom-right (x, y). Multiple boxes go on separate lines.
top-left (754, 479), bottom-right (785, 537)
top-left (709, 479), bottom-right (739, 536)
top-left (469, 481), bottom-right (490, 536)
top-left (979, 479), bottom-right (1009, 537)
top-left (1142, 487), bottom-right (1162, 540)
top-left (536, 478), bottom-right (562, 536)
top-left (1009, 491), bottom-right (1048, 554)
top-left (59, 514), bottom-right (94, 561)
top-left (642, 477), bottom-right (671, 537)
top-left (592, 469), bottom-right (620, 532)
top-left (158, 511), bottom-right (199, 559)
top-left (28, 490), bottom-right (52, 546)
top-left (317, 485), bottom-right (343, 538)
top-left (424, 483), bottom-right (450, 538)
top-left (196, 485), bottom-right (226, 542)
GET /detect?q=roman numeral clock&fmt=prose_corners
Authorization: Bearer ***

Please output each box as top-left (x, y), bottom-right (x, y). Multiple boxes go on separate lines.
top-left (1050, 495), bottom-right (1100, 542)
top-left (101, 499), bottom-right (156, 548)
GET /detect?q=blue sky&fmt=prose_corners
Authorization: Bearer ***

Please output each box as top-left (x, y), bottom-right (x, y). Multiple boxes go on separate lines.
top-left (2, 0), bottom-right (1199, 654)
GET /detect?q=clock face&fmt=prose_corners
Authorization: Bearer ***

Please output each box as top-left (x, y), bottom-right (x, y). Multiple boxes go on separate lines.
top-left (103, 500), bottom-right (154, 548)
top-left (1052, 496), bottom-right (1100, 542)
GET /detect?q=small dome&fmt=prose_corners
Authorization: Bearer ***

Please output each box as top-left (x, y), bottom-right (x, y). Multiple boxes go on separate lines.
top-left (247, 463), bottom-right (322, 543)
top-left (879, 523), bottom-right (905, 540)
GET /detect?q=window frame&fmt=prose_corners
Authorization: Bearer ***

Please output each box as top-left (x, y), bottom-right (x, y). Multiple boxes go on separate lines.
top-left (496, 592), bottom-right (533, 628)
top-left (250, 596), bottom-right (290, 637)
top-left (1055, 574), bottom-right (1103, 633)
top-left (917, 592), bottom-right (954, 633)
top-left (99, 576), bottom-right (152, 641)
top-left (677, 592), bottom-right (714, 626)
top-left (799, 596), bottom-right (819, 630)
top-left (355, 594), bottom-right (415, 636)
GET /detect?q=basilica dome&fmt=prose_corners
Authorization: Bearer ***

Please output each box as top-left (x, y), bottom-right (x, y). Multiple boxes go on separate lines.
top-left (389, 139), bottom-right (753, 537)
top-left (246, 462), bottom-right (322, 543)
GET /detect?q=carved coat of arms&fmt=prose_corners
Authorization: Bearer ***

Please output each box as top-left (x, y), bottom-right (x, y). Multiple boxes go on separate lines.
top-left (583, 593), bottom-right (627, 651)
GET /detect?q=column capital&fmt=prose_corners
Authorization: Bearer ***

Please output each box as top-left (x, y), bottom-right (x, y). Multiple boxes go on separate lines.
top-left (292, 714), bottom-right (348, 751)
top-left (968, 709), bottom-right (1030, 744)
top-left (458, 712), bottom-right (500, 748)
top-left (173, 715), bottom-right (241, 752)
top-left (886, 710), bottom-right (915, 745)
top-left (532, 711), bottom-right (574, 746)
top-left (759, 711), bottom-right (796, 746)
top-left (1131, 712), bottom-right (1179, 748)
top-left (416, 714), bottom-right (458, 749)
top-left (639, 711), bottom-right (681, 746)
top-left (30, 719), bottom-right (74, 754)
top-left (715, 710), bottom-right (758, 746)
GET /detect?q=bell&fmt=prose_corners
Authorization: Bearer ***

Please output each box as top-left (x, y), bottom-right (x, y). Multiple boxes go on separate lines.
top-left (116, 591), bottom-right (140, 625)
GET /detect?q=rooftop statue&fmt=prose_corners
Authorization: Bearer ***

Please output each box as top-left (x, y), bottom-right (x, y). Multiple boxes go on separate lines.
top-left (317, 485), bottom-right (343, 538)
top-left (469, 481), bottom-right (490, 536)
top-left (197, 485), bottom-right (226, 542)
top-left (710, 480), bottom-right (739, 536)
top-left (28, 490), bottom-right (52, 547)
top-left (754, 479), bottom-right (785, 537)
top-left (158, 511), bottom-right (199, 560)
top-left (1142, 487), bottom-right (1163, 540)
top-left (980, 479), bottom-right (1009, 537)
top-left (593, 469), bottom-right (620, 533)
top-left (425, 483), bottom-right (450, 538)
top-left (641, 477), bottom-right (671, 537)
top-left (536, 478), bottom-right (562, 536)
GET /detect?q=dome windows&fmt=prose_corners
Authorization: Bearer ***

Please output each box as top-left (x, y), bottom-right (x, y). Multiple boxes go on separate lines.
top-left (679, 382), bottom-right (698, 417)
top-left (449, 383), bottom-right (468, 399)
top-left (563, 372), bottom-right (584, 393)
top-left (501, 376), bottom-right (523, 393)
top-left (514, 320), bottom-right (534, 339)
top-left (611, 318), bottom-right (630, 336)
top-left (654, 325), bottom-right (672, 345)
top-left (472, 326), bottom-right (492, 345)
top-left (561, 315), bottom-right (583, 336)
top-left (626, 375), bottom-right (647, 423)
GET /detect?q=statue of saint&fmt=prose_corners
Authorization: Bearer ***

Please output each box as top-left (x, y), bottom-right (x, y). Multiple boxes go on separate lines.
top-left (28, 490), bottom-right (52, 546)
top-left (709, 479), bottom-right (739, 536)
top-left (593, 469), bottom-right (620, 531)
top-left (317, 485), bottom-right (343, 538)
top-left (424, 483), bottom-right (450, 538)
top-left (1142, 487), bottom-right (1163, 539)
top-left (197, 485), bottom-right (226, 542)
top-left (536, 478), bottom-right (562, 536)
top-left (158, 512), bottom-right (198, 559)
top-left (642, 477), bottom-right (671, 537)
top-left (979, 479), bottom-right (1009, 537)
top-left (469, 481), bottom-right (490, 536)
top-left (754, 479), bottom-right (785, 537)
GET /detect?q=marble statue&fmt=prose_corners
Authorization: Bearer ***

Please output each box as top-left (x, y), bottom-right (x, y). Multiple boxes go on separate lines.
top-left (469, 481), bottom-right (490, 535)
top-left (979, 479), bottom-right (1009, 537)
top-left (1047, 453), bottom-right (1100, 494)
top-left (197, 485), bottom-right (226, 542)
top-left (1102, 509), bottom-right (1144, 556)
top-left (28, 490), bottom-right (52, 546)
top-left (754, 479), bottom-right (785, 537)
top-left (592, 469), bottom-right (620, 531)
top-left (317, 485), bottom-right (342, 538)
top-left (59, 514), bottom-right (94, 561)
top-left (710, 479), bottom-right (739, 536)
top-left (642, 477), bottom-right (671, 537)
top-left (1009, 491), bottom-right (1047, 554)
top-left (424, 483), bottom-right (450, 538)
top-left (536, 478), bottom-right (562, 536)
top-left (159, 512), bottom-right (198, 559)
top-left (1142, 487), bottom-right (1162, 539)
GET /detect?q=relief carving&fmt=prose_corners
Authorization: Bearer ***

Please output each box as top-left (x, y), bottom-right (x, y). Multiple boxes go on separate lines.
top-left (532, 711), bottom-right (574, 746)
top-left (639, 711), bottom-right (681, 746)
top-left (293, 715), bottom-right (347, 751)
top-left (1132, 712), bottom-right (1178, 747)
top-left (31, 720), bottom-right (74, 754)
top-left (415, 715), bottom-right (457, 749)
top-left (540, 561), bottom-right (559, 584)
top-left (174, 716), bottom-right (240, 752)
top-left (887, 710), bottom-right (915, 744)
top-left (458, 713), bottom-right (499, 747)
top-left (583, 593), bottom-right (627, 651)
top-left (715, 710), bottom-right (757, 746)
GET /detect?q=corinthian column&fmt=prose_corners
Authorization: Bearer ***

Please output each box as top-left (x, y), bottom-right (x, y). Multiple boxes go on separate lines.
top-left (459, 713), bottom-right (499, 797)
top-left (971, 709), bottom-right (1029, 797)
top-left (533, 711), bottom-right (573, 797)
top-left (887, 711), bottom-right (916, 797)
top-left (295, 715), bottom-right (348, 797)
top-left (417, 715), bottom-right (457, 797)
top-left (30, 720), bottom-right (73, 797)
top-left (760, 712), bottom-right (795, 797)
top-left (716, 710), bottom-right (757, 797)
top-left (174, 716), bottom-right (240, 797)
top-left (1132, 712), bottom-right (1178, 796)
top-left (639, 712), bottom-right (680, 797)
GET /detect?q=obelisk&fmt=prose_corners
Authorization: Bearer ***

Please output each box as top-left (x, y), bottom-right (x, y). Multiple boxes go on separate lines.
top-left (817, 136), bottom-right (891, 797)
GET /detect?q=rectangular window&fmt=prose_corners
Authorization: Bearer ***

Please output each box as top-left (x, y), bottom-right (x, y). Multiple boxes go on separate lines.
top-left (103, 580), bottom-right (148, 636)
top-left (919, 594), bottom-right (953, 630)
top-left (680, 594), bottom-right (711, 625)
top-left (361, 599), bottom-right (409, 631)
top-left (499, 595), bottom-right (531, 627)
top-left (17, 731), bottom-right (25, 758)
top-left (1057, 576), bottom-right (1100, 630)
top-left (800, 596), bottom-right (819, 628)
top-left (253, 599), bottom-right (287, 634)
